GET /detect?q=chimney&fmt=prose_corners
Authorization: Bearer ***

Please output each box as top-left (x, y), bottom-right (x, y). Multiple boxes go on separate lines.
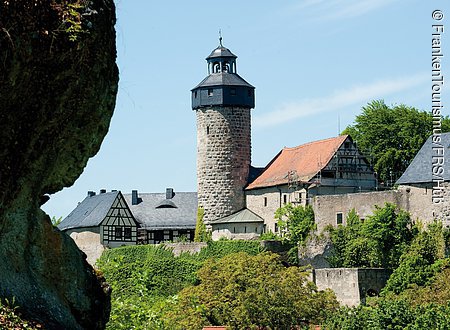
top-left (87, 191), bottom-right (96, 197)
top-left (166, 188), bottom-right (174, 200)
top-left (132, 190), bottom-right (139, 205)
top-left (100, 189), bottom-right (106, 194)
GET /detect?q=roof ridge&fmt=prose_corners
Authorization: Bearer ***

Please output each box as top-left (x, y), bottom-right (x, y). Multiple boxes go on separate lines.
top-left (283, 135), bottom-right (347, 151)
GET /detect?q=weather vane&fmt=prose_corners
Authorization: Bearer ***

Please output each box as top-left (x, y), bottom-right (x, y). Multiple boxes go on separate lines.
top-left (219, 29), bottom-right (223, 47)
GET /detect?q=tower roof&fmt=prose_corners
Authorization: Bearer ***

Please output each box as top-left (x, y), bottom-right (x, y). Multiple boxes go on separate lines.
top-left (206, 46), bottom-right (237, 60)
top-left (192, 72), bottom-right (254, 90)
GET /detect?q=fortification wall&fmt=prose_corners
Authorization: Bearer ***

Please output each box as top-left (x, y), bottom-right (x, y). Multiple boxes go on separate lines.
top-left (197, 107), bottom-right (251, 222)
top-left (314, 268), bottom-right (391, 306)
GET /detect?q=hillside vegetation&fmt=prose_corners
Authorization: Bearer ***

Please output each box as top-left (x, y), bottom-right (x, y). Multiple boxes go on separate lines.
top-left (97, 241), bottom-right (337, 329)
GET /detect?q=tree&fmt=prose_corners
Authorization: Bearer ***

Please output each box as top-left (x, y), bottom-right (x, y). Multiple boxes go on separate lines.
top-left (163, 252), bottom-right (338, 329)
top-left (275, 204), bottom-right (316, 245)
top-left (343, 100), bottom-right (450, 184)
top-left (194, 207), bottom-right (210, 242)
top-left (328, 204), bottom-right (418, 268)
top-left (382, 221), bottom-right (447, 295)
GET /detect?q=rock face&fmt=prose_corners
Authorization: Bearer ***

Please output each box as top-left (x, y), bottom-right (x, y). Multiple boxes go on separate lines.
top-left (0, 1), bottom-right (118, 329)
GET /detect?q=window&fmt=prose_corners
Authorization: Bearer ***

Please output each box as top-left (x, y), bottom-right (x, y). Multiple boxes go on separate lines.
top-left (283, 194), bottom-right (287, 204)
top-left (194, 91), bottom-right (197, 98)
top-left (207, 126), bottom-right (210, 135)
top-left (230, 88), bottom-right (236, 95)
top-left (248, 89), bottom-right (252, 97)
top-left (275, 223), bottom-right (278, 232)
top-left (208, 88), bottom-right (213, 96)
top-left (263, 197), bottom-right (267, 207)
top-left (244, 226), bottom-right (247, 233)
top-left (344, 142), bottom-right (350, 149)
top-left (115, 227), bottom-right (122, 240)
top-left (336, 213), bottom-right (343, 225)
top-left (124, 227), bottom-right (132, 240)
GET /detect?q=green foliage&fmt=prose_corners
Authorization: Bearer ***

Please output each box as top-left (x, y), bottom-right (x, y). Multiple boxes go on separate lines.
top-left (343, 100), bottom-right (450, 184)
top-left (322, 299), bottom-right (450, 329)
top-left (97, 241), bottom-right (265, 329)
top-left (327, 204), bottom-right (417, 268)
top-left (51, 216), bottom-right (62, 227)
top-left (275, 203), bottom-right (315, 245)
top-left (51, 1), bottom-right (91, 42)
top-left (323, 221), bottom-right (450, 329)
top-left (194, 207), bottom-right (210, 242)
top-left (196, 240), bottom-right (264, 260)
top-left (162, 252), bottom-right (339, 329)
top-left (259, 230), bottom-right (281, 240)
top-left (0, 298), bottom-right (43, 329)
top-left (382, 221), bottom-right (447, 295)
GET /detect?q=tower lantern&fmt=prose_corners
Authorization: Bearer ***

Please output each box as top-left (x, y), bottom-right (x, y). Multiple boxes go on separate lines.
top-left (191, 40), bottom-right (255, 223)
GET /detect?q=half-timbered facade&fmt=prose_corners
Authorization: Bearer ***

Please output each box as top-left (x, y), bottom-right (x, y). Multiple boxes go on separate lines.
top-left (99, 192), bottom-right (138, 247)
top-left (245, 135), bottom-right (377, 232)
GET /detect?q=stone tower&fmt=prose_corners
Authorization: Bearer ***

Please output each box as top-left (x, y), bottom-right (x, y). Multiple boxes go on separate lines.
top-left (191, 40), bottom-right (255, 223)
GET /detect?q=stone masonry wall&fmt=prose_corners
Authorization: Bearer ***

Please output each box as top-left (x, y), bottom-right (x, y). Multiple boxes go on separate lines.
top-left (314, 268), bottom-right (391, 306)
top-left (197, 107), bottom-right (251, 222)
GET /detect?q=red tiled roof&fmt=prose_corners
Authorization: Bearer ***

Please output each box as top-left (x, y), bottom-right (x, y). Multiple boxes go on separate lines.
top-left (246, 135), bottom-right (348, 190)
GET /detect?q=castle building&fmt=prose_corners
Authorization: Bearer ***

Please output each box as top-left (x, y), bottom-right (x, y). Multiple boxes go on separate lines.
top-left (191, 39), bottom-right (255, 223)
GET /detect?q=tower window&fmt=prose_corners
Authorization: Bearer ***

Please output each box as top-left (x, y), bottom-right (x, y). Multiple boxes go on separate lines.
top-left (208, 89), bottom-right (213, 97)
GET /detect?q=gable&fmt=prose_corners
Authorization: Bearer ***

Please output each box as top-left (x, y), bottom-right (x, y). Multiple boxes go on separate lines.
top-left (246, 135), bottom-right (348, 190)
top-left (100, 192), bottom-right (137, 227)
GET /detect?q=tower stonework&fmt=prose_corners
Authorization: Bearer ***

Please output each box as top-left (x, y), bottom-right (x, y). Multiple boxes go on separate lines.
top-left (192, 41), bottom-right (255, 223)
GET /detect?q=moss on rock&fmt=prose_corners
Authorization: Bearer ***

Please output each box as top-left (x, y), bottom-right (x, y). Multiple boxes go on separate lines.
top-left (0, 0), bottom-right (119, 328)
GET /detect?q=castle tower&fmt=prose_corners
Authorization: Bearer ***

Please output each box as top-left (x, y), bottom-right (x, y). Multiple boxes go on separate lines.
top-left (191, 39), bottom-right (255, 223)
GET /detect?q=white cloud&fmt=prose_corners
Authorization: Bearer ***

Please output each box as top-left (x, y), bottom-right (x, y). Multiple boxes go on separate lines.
top-left (253, 73), bottom-right (428, 129)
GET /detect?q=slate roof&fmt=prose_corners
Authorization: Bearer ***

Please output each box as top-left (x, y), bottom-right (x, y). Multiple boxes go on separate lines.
top-left (192, 72), bottom-right (254, 89)
top-left (396, 132), bottom-right (450, 184)
top-left (246, 135), bottom-right (348, 190)
top-left (58, 191), bottom-right (119, 231)
top-left (123, 192), bottom-right (197, 230)
top-left (209, 208), bottom-right (264, 224)
top-left (206, 46), bottom-right (237, 59)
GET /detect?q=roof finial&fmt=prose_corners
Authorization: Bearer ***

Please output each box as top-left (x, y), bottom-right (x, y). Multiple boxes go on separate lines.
top-left (219, 29), bottom-right (223, 47)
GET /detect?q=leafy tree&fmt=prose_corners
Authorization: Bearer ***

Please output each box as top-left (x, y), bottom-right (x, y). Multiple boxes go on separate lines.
top-left (163, 252), bottom-right (338, 329)
top-left (343, 100), bottom-right (450, 184)
top-left (194, 207), bottom-right (210, 242)
top-left (328, 204), bottom-right (417, 268)
top-left (382, 221), bottom-right (447, 295)
top-left (275, 203), bottom-right (315, 245)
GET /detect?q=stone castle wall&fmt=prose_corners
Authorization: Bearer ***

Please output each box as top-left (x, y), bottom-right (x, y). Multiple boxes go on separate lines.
top-left (196, 106), bottom-right (251, 222)
top-left (314, 268), bottom-right (392, 306)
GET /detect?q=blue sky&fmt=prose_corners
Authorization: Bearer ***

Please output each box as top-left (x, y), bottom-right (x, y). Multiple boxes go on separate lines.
top-left (43, 0), bottom-right (450, 218)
